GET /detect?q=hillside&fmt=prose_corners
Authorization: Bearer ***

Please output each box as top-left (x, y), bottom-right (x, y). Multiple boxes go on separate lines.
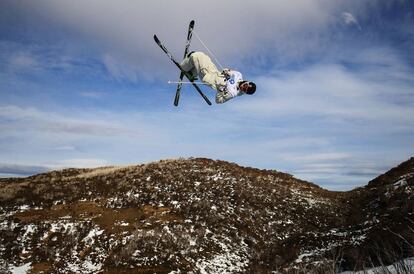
top-left (0, 157), bottom-right (413, 273)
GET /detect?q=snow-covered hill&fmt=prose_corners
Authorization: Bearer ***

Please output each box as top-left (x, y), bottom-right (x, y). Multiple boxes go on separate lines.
top-left (1, 157), bottom-right (413, 273)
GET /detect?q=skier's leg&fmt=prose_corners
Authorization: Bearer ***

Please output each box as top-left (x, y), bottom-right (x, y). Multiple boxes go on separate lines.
top-left (180, 56), bottom-right (193, 72)
top-left (190, 52), bottom-right (211, 76)
top-left (180, 53), bottom-right (198, 80)
top-left (191, 52), bottom-right (220, 89)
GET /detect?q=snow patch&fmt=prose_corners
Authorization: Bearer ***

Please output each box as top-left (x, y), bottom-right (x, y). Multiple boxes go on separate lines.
top-left (82, 226), bottom-right (104, 245)
top-left (67, 260), bottom-right (103, 273)
top-left (18, 205), bottom-right (30, 211)
top-left (295, 252), bottom-right (314, 263)
top-left (9, 262), bottom-right (31, 274)
top-left (394, 179), bottom-right (407, 188)
top-left (196, 236), bottom-right (249, 274)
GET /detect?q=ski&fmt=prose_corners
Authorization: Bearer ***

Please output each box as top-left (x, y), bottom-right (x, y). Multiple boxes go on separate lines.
top-left (174, 20), bottom-right (195, 106)
top-left (153, 34), bottom-right (212, 106)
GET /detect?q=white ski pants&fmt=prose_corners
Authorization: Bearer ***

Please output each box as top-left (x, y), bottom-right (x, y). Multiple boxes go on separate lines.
top-left (180, 52), bottom-right (225, 92)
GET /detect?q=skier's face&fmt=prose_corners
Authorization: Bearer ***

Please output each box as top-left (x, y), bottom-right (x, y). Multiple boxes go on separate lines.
top-left (239, 82), bottom-right (250, 93)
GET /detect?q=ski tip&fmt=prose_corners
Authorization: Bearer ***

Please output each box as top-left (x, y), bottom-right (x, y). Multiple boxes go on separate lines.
top-left (153, 34), bottom-right (159, 42)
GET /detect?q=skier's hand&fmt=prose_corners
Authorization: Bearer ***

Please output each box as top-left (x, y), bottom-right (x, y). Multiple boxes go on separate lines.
top-left (215, 90), bottom-right (233, 104)
top-left (221, 69), bottom-right (231, 80)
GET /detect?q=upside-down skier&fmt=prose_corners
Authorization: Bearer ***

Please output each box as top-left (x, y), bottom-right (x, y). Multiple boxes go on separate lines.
top-left (180, 51), bottom-right (256, 104)
top-left (154, 20), bottom-right (256, 105)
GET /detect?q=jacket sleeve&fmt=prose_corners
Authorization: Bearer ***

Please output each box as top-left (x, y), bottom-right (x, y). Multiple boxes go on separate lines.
top-left (215, 90), bottom-right (234, 104)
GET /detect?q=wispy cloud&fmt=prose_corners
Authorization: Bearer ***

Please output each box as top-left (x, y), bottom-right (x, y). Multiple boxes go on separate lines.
top-left (280, 152), bottom-right (352, 163)
top-left (233, 62), bottom-right (414, 128)
top-left (48, 158), bottom-right (109, 169)
top-left (2, 0), bottom-right (374, 77)
top-left (341, 12), bottom-right (362, 30)
top-left (51, 146), bottom-right (77, 151)
top-left (102, 54), bottom-right (138, 82)
top-left (0, 159), bottom-right (109, 177)
top-left (0, 105), bottom-right (139, 137)
top-left (293, 160), bottom-right (391, 190)
top-left (78, 91), bottom-right (106, 99)
top-left (0, 163), bottom-right (50, 177)
top-left (7, 52), bottom-right (39, 71)
top-left (0, 40), bottom-right (105, 81)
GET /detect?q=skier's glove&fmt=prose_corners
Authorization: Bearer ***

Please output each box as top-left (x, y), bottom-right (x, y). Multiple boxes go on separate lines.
top-left (221, 69), bottom-right (231, 80)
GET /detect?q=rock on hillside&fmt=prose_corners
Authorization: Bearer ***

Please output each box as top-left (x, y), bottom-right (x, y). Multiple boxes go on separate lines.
top-left (0, 157), bottom-right (413, 273)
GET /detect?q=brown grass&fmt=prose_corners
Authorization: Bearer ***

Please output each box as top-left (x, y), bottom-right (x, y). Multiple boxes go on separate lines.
top-left (13, 201), bottom-right (182, 234)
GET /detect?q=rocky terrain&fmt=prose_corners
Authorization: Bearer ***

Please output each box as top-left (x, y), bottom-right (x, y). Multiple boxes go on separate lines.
top-left (0, 157), bottom-right (413, 273)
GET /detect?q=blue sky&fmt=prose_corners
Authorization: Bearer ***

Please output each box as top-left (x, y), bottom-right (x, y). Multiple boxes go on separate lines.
top-left (1, 0), bottom-right (413, 190)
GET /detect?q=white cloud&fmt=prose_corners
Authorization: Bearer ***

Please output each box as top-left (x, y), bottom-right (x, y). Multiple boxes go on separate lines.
top-left (0, 105), bottom-right (139, 137)
top-left (341, 12), bottom-right (362, 30)
top-left (5, 0), bottom-right (370, 78)
top-left (0, 41), bottom-right (92, 77)
top-left (0, 104), bottom-right (166, 174)
top-left (78, 91), bottom-right (106, 99)
top-left (0, 163), bottom-right (50, 177)
top-left (232, 62), bottom-right (414, 131)
top-left (0, 158), bottom-right (109, 176)
top-left (280, 152), bottom-right (352, 163)
top-left (102, 54), bottom-right (138, 82)
top-left (8, 52), bottom-right (39, 71)
top-left (48, 158), bottom-right (109, 169)
top-left (292, 159), bottom-right (393, 190)
top-left (52, 146), bottom-right (77, 151)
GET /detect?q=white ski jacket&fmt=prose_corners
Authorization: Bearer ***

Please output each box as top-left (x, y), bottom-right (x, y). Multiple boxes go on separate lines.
top-left (215, 70), bottom-right (244, 104)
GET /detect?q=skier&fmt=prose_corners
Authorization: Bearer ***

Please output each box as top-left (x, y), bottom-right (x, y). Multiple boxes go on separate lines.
top-left (180, 51), bottom-right (256, 104)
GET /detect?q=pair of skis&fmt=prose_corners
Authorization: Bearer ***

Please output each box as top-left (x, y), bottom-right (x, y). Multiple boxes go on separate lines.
top-left (154, 20), bottom-right (212, 106)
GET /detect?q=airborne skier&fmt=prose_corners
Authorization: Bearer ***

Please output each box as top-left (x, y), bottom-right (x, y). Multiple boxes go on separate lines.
top-left (180, 51), bottom-right (256, 104)
top-left (154, 20), bottom-right (256, 105)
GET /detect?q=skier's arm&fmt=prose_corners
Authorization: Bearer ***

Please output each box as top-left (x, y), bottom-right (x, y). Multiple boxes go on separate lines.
top-left (215, 90), bottom-right (234, 104)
